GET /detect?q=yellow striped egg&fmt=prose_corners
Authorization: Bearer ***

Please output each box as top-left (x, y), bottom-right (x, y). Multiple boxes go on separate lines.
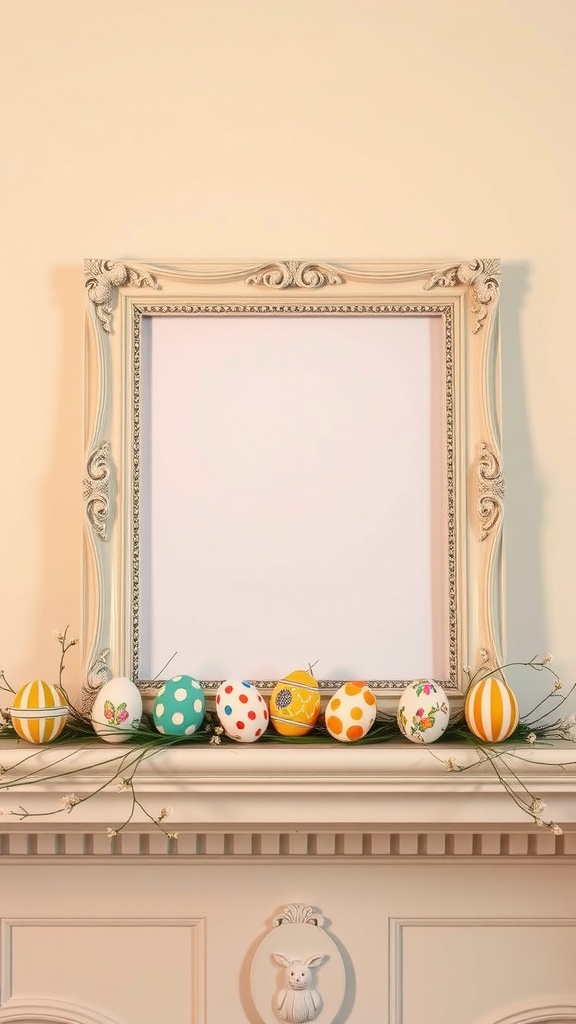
top-left (10, 679), bottom-right (68, 744)
top-left (270, 670), bottom-right (320, 736)
top-left (464, 676), bottom-right (519, 742)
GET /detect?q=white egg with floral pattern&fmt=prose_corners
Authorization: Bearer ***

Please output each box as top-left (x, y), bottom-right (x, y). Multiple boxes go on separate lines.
top-left (397, 679), bottom-right (450, 744)
top-left (91, 676), bottom-right (143, 743)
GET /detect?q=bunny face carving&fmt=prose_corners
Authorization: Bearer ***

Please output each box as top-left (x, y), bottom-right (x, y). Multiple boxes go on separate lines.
top-left (272, 953), bottom-right (329, 1023)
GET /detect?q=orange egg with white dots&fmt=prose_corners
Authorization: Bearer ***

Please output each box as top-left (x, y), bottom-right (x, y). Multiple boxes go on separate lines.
top-left (324, 681), bottom-right (377, 742)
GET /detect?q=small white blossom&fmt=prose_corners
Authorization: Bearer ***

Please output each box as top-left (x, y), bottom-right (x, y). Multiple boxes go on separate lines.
top-left (210, 734), bottom-right (222, 745)
top-left (166, 832), bottom-right (178, 841)
top-left (553, 680), bottom-right (564, 691)
top-left (106, 828), bottom-right (118, 838)
top-left (444, 757), bottom-right (459, 772)
top-left (542, 653), bottom-right (553, 664)
top-left (551, 823), bottom-right (564, 836)
top-left (526, 732), bottom-right (537, 745)
top-left (210, 725), bottom-right (224, 745)
top-left (61, 794), bottom-right (80, 812)
top-left (535, 818), bottom-right (544, 828)
top-left (530, 798), bottom-right (546, 817)
top-left (158, 807), bottom-right (172, 821)
top-left (115, 779), bottom-right (131, 792)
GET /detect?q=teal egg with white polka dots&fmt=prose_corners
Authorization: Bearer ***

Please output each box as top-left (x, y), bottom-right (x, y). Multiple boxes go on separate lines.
top-left (152, 675), bottom-right (205, 736)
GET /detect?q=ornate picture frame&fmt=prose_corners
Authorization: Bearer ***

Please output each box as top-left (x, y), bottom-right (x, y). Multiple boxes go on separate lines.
top-left (82, 258), bottom-right (503, 712)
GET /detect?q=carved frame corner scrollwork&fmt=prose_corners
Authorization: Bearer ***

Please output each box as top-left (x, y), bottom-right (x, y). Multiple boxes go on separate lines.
top-left (425, 257), bottom-right (501, 334)
top-left (84, 258), bottom-right (160, 334)
top-left (81, 258), bottom-right (504, 708)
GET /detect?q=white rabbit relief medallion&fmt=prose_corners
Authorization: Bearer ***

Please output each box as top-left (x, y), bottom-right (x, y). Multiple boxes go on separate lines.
top-left (250, 903), bottom-right (346, 1024)
top-left (272, 951), bottom-right (329, 1023)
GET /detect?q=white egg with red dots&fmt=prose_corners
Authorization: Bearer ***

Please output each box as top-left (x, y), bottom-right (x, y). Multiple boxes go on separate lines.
top-left (215, 678), bottom-right (269, 742)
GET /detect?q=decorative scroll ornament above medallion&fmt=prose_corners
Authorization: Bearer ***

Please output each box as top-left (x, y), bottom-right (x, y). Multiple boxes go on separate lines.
top-left (83, 442), bottom-right (111, 540)
top-left (478, 441), bottom-right (505, 541)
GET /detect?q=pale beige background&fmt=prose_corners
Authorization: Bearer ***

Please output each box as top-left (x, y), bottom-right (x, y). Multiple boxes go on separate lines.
top-left (1, 0), bottom-right (575, 709)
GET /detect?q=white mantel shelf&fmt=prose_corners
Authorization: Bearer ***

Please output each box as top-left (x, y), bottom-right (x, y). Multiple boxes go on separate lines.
top-left (0, 742), bottom-right (576, 861)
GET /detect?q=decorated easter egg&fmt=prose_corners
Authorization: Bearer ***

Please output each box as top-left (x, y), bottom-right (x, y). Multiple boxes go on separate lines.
top-left (397, 679), bottom-right (450, 744)
top-left (10, 679), bottom-right (68, 744)
top-left (464, 675), bottom-right (519, 742)
top-left (91, 676), bottom-right (142, 743)
top-left (153, 675), bottom-right (205, 735)
top-left (270, 669), bottom-right (321, 736)
top-left (324, 681), bottom-right (377, 742)
top-left (215, 679), bottom-right (269, 742)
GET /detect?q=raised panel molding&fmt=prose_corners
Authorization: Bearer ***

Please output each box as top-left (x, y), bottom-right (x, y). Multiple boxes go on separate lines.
top-left (388, 918), bottom-right (576, 1024)
top-left (0, 918), bottom-right (206, 1022)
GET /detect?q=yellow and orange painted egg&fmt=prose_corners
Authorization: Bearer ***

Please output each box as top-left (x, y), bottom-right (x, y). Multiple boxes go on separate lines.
top-left (464, 676), bottom-right (519, 742)
top-left (270, 669), bottom-right (321, 736)
top-left (10, 679), bottom-right (68, 744)
top-left (325, 681), bottom-right (377, 742)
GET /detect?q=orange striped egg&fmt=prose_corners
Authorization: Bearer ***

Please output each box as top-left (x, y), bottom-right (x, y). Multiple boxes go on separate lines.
top-left (325, 681), bottom-right (377, 742)
top-left (464, 676), bottom-right (519, 742)
top-left (10, 679), bottom-right (68, 744)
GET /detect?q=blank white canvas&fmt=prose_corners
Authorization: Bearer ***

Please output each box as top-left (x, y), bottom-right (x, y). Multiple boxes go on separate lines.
top-left (139, 314), bottom-right (449, 682)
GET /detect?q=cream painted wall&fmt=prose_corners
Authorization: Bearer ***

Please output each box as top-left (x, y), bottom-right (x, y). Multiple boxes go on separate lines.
top-left (1, 0), bottom-right (575, 710)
